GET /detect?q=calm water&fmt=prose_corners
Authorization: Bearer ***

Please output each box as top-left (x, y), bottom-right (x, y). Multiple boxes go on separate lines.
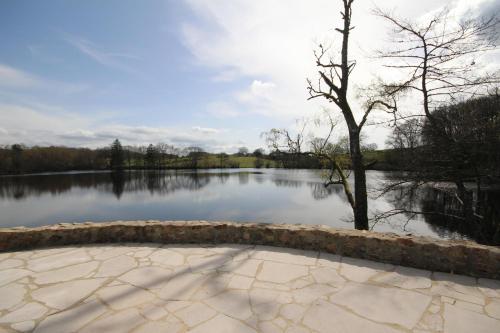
top-left (0, 169), bottom-right (471, 241)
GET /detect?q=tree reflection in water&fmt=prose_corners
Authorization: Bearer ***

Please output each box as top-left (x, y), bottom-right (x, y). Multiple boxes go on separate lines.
top-left (1, 170), bottom-right (497, 244)
top-left (384, 184), bottom-right (500, 245)
top-left (0, 170), bottom-right (341, 202)
top-left (0, 171), bottom-right (214, 201)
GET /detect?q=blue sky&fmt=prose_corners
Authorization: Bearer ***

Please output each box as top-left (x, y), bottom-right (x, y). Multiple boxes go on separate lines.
top-left (0, 0), bottom-right (497, 152)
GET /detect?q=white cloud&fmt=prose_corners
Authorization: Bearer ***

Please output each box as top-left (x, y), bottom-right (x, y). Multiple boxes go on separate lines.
top-left (207, 101), bottom-right (241, 118)
top-left (192, 126), bottom-right (220, 134)
top-left (0, 103), bottom-right (235, 151)
top-left (62, 32), bottom-right (139, 73)
top-left (238, 80), bottom-right (276, 102)
top-left (0, 64), bottom-right (39, 88)
top-left (0, 63), bottom-right (88, 94)
top-left (211, 69), bottom-right (240, 82)
top-left (181, 0), bottom-right (335, 121)
top-left (180, 0), bottom-right (500, 148)
top-left (233, 80), bottom-right (279, 116)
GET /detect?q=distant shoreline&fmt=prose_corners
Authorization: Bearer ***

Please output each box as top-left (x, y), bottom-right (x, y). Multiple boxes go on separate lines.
top-left (0, 164), bottom-right (403, 177)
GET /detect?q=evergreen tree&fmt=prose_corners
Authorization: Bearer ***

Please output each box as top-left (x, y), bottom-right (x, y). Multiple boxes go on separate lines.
top-left (145, 144), bottom-right (159, 169)
top-left (11, 144), bottom-right (24, 173)
top-left (110, 139), bottom-right (124, 170)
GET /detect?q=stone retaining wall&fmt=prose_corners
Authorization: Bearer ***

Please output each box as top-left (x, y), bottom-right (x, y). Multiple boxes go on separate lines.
top-left (1, 221), bottom-right (499, 279)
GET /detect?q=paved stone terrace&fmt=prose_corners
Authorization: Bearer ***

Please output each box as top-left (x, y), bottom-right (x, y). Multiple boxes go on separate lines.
top-left (0, 244), bottom-right (499, 333)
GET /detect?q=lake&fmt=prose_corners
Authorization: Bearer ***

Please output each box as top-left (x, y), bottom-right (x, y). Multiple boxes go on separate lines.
top-left (0, 169), bottom-right (482, 242)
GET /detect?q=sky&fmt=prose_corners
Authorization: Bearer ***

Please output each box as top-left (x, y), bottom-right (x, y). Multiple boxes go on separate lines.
top-left (0, 0), bottom-right (498, 152)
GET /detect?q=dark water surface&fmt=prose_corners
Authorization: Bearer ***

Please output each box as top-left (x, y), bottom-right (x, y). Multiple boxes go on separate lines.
top-left (0, 169), bottom-right (483, 242)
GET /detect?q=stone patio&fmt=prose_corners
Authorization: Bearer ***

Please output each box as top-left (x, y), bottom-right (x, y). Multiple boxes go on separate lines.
top-left (0, 244), bottom-right (499, 333)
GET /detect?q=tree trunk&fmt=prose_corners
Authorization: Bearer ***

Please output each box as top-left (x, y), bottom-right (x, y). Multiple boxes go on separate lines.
top-left (350, 130), bottom-right (369, 230)
top-left (456, 181), bottom-right (474, 223)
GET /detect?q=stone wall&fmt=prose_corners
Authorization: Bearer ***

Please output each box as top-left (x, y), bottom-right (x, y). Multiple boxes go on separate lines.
top-left (1, 221), bottom-right (499, 279)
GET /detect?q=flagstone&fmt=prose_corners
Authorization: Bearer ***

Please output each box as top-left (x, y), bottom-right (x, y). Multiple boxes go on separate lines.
top-left (32, 278), bottom-right (106, 310)
top-left (302, 300), bottom-right (402, 333)
top-left (455, 300), bottom-right (484, 313)
top-left (272, 317), bottom-right (287, 329)
top-left (188, 254), bottom-right (232, 272)
top-left (374, 266), bottom-right (432, 289)
top-left (118, 266), bottom-right (172, 289)
top-left (258, 321), bottom-right (282, 333)
top-left (175, 302), bottom-right (217, 327)
top-left (30, 247), bottom-right (79, 259)
top-left (253, 246), bottom-right (317, 266)
top-left (339, 257), bottom-right (393, 283)
top-left (280, 303), bottom-right (307, 323)
top-left (0, 243), bottom-right (496, 333)
top-left (444, 303), bottom-right (500, 333)
top-left (93, 247), bottom-right (132, 261)
top-left (79, 308), bottom-right (145, 333)
top-left (33, 261), bottom-right (99, 284)
top-left (140, 303), bottom-right (168, 320)
top-left (165, 300), bottom-right (191, 312)
top-left (255, 281), bottom-right (290, 291)
top-left (0, 259), bottom-right (23, 270)
top-left (11, 320), bottom-right (35, 332)
top-left (0, 269), bottom-right (31, 287)
top-left (430, 283), bottom-right (485, 305)
top-left (27, 249), bottom-right (91, 272)
top-left (190, 273), bottom-right (232, 300)
top-left (134, 321), bottom-right (185, 333)
top-left (132, 249), bottom-right (155, 258)
top-left (331, 282), bottom-right (432, 329)
top-left (0, 302), bottom-right (47, 324)
top-left (257, 262), bottom-right (308, 283)
top-left (187, 314), bottom-right (256, 333)
top-left (228, 275), bottom-right (254, 289)
top-left (33, 298), bottom-right (107, 333)
top-left (310, 267), bottom-right (345, 285)
top-left (158, 273), bottom-right (208, 301)
top-left (249, 289), bottom-right (282, 320)
top-left (285, 326), bottom-right (309, 333)
top-left (219, 259), bottom-right (262, 277)
top-left (205, 290), bottom-right (253, 320)
top-left (96, 284), bottom-right (155, 310)
top-left (317, 252), bottom-right (341, 269)
top-left (417, 312), bottom-right (444, 331)
top-left (0, 284), bottom-right (25, 310)
top-left (293, 283), bottom-right (337, 304)
top-left (95, 255), bottom-right (137, 277)
top-left (150, 249), bottom-right (185, 266)
top-left (485, 299), bottom-right (500, 319)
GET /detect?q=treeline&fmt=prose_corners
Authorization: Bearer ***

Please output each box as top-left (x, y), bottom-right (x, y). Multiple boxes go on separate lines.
top-left (0, 142), bottom-right (282, 175)
top-left (385, 95), bottom-right (500, 183)
top-left (0, 139), bottom-right (387, 175)
top-left (382, 94), bottom-right (500, 240)
top-left (0, 145), bottom-right (110, 174)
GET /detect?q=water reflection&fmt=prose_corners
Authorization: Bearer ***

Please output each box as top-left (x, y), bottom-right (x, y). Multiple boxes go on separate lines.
top-left (0, 170), bottom-right (338, 202)
top-left (271, 176), bottom-right (345, 201)
top-left (309, 183), bottom-right (345, 201)
top-left (0, 169), bottom-right (496, 244)
top-left (383, 183), bottom-right (500, 245)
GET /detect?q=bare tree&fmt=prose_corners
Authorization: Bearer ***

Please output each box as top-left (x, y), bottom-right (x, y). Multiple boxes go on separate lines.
top-left (156, 142), bottom-right (175, 168)
top-left (217, 153), bottom-right (228, 168)
top-left (375, 6), bottom-right (499, 224)
top-left (263, 114), bottom-right (356, 214)
top-left (375, 7), bottom-right (499, 118)
top-left (263, 119), bottom-right (307, 155)
top-left (385, 118), bottom-right (422, 151)
top-left (237, 147), bottom-right (249, 156)
top-left (307, 0), bottom-right (396, 229)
